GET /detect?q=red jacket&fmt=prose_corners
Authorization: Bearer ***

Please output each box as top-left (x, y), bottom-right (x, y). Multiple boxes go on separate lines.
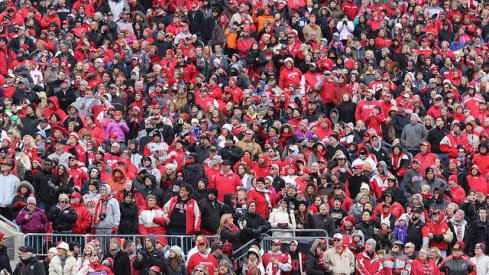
top-left (440, 132), bottom-right (469, 159)
top-left (427, 219), bottom-right (451, 250)
top-left (247, 189), bottom-right (276, 219)
top-left (262, 252), bottom-right (290, 274)
top-left (163, 196), bottom-right (201, 235)
top-left (410, 258), bottom-right (441, 275)
top-left (187, 253), bottom-right (218, 275)
top-left (138, 205), bottom-right (167, 235)
top-left (472, 152), bottom-right (489, 176)
top-left (355, 99), bottom-right (379, 122)
top-left (449, 185), bottom-right (466, 205)
top-left (209, 171), bottom-right (242, 202)
top-left (467, 174), bottom-right (489, 196)
top-left (279, 66), bottom-right (302, 90)
top-left (71, 203), bottom-right (91, 234)
top-left (356, 251), bottom-right (383, 275)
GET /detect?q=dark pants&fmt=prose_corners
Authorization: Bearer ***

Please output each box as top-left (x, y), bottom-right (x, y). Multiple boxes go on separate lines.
top-left (0, 207), bottom-right (12, 220)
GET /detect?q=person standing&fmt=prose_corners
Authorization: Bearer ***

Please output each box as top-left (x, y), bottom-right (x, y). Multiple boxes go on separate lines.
top-left (323, 233), bottom-right (355, 275)
top-left (12, 246), bottom-right (46, 275)
top-left (163, 183), bottom-right (201, 236)
top-left (471, 242), bottom-right (489, 275)
top-left (356, 239), bottom-right (383, 275)
top-left (405, 208), bottom-right (429, 251)
top-left (103, 238), bottom-right (130, 275)
top-left (439, 241), bottom-right (476, 274)
top-left (0, 232), bottom-right (11, 274)
top-left (0, 160), bottom-right (19, 220)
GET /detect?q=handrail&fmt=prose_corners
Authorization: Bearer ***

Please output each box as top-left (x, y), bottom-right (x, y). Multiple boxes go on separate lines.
top-left (0, 215), bottom-right (20, 232)
top-left (265, 228), bottom-right (329, 237)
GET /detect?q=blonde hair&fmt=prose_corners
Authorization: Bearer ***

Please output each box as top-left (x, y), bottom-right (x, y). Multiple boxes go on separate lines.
top-left (216, 213), bottom-right (233, 235)
top-left (58, 193), bottom-right (69, 202)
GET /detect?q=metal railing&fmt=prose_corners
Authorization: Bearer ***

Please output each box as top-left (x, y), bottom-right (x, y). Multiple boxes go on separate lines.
top-left (24, 233), bottom-right (220, 257)
top-left (0, 215), bottom-right (20, 232)
top-left (233, 229), bottom-right (330, 270)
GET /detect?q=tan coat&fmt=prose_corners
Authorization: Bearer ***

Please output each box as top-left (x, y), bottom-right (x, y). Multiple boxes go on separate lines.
top-left (323, 247), bottom-right (356, 275)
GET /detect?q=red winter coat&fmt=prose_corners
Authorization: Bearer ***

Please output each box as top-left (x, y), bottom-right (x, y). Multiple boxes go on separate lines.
top-left (440, 132), bottom-right (469, 159)
top-left (355, 99), bottom-right (379, 122)
top-left (71, 203), bottom-right (92, 234)
top-left (427, 219), bottom-right (451, 250)
top-left (279, 65), bottom-right (302, 90)
top-left (247, 189), bottom-right (276, 219)
top-left (209, 171), bottom-right (243, 202)
top-left (472, 152), bottom-right (489, 176)
top-left (467, 174), bottom-right (489, 196)
top-left (410, 258), bottom-right (441, 275)
top-left (356, 251), bottom-right (383, 275)
top-left (138, 204), bottom-right (167, 235)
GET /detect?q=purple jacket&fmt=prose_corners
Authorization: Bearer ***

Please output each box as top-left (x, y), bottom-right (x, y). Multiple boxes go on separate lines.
top-left (16, 207), bottom-right (49, 233)
top-left (104, 119), bottom-right (129, 142)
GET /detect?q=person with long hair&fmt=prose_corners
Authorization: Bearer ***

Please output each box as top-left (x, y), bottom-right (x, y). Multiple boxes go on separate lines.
top-left (163, 245), bottom-right (187, 275)
top-left (49, 241), bottom-right (78, 274)
top-left (218, 213), bottom-right (242, 250)
top-left (76, 243), bottom-right (96, 270)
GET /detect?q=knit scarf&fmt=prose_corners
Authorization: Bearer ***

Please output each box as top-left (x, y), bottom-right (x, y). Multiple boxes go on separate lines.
top-left (93, 195), bottom-right (110, 225)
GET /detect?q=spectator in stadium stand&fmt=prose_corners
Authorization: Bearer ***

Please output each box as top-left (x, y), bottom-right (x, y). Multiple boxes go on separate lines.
top-left (49, 241), bottom-right (78, 275)
top-left (69, 192), bottom-right (92, 234)
top-left (187, 238), bottom-right (218, 275)
top-left (91, 184), bottom-right (121, 235)
top-left (47, 193), bottom-right (78, 234)
top-left (163, 183), bottom-right (201, 236)
top-left (118, 191), bottom-right (139, 234)
top-left (103, 238), bottom-right (131, 275)
top-left (31, 158), bottom-right (58, 212)
top-left (382, 241), bottom-right (411, 275)
top-left (208, 159), bottom-right (242, 202)
top-left (241, 245), bottom-right (265, 275)
top-left (405, 208), bottom-right (430, 252)
top-left (439, 241), bottom-right (476, 274)
top-left (240, 200), bottom-right (271, 244)
top-left (140, 174), bottom-right (165, 207)
top-left (133, 235), bottom-right (165, 275)
top-left (355, 238), bottom-right (383, 274)
top-left (162, 245), bottom-right (186, 275)
top-left (0, 159), bottom-right (19, 220)
top-left (471, 242), bottom-right (489, 275)
top-left (246, 177), bottom-right (276, 218)
top-left (138, 194), bottom-right (168, 235)
top-left (400, 113), bottom-right (428, 157)
top-left (323, 233), bottom-right (355, 275)
top-left (262, 239), bottom-right (292, 274)
top-left (78, 252), bottom-right (114, 275)
top-left (410, 247), bottom-right (440, 275)
top-left (310, 203), bottom-right (335, 237)
top-left (13, 246), bottom-right (46, 275)
top-left (9, 180), bottom-right (34, 219)
top-left (198, 188), bottom-right (223, 235)
top-left (15, 195), bottom-right (49, 234)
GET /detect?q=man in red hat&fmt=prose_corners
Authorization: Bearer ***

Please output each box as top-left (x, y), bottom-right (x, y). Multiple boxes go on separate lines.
top-left (187, 238), bottom-right (218, 274)
top-left (70, 192), bottom-right (91, 234)
top-left (262, 239), bottom-right (291, 274)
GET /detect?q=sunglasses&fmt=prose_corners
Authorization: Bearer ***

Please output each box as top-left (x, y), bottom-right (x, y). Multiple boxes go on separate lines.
top-left (196, 270), bottom-right (204, 272)
top-left (334, 238), bottom-right (341, 242)
top-left (272, 243), bottom-right (279, 246)
top-left (60, 200), bottom-right (69, 203)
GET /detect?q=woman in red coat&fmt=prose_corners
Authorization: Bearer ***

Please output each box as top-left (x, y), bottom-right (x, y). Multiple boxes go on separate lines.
top-left (410, 247), bottom-right (441, 275)
top-left (246, 179), bottom-right (276, 219)
top-left (467, 165), bottom-right (489, 196)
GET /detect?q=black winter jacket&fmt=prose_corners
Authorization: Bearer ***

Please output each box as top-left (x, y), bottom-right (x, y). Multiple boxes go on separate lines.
top-left (13, 256), bottom-right (46, 275)
top-left (119, 201), bottom-right (139, 234)
top-left (47, 205), bottom-right (78, 233)
top-left (104, 249), bottom-right (131, 275)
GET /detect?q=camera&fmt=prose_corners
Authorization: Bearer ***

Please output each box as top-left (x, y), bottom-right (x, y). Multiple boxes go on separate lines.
top-left (99, 213), bottom-right (106, 221)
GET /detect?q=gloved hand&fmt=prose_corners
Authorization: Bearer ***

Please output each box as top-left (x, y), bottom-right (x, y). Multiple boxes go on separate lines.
top-left (433, 234), bottom-right (444, 242)
top-left (90, 227), bottom-right (95, 234)
top-left (444, 189), bottom-right (453, 198)
top-left (111, 227), bottom-right (118, 234)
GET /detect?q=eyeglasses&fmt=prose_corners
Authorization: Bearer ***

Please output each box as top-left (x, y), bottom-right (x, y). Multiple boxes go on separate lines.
top-left (333, 239), bottom-right (342, 242)
top-left (60, 200), bottom-right (69, 203)
top-left (196, 270), bottom-right (204, 272)
top-left (272, 243), bottom-right (279, 246)
top-left (405, 246), bottom-right (413, 248)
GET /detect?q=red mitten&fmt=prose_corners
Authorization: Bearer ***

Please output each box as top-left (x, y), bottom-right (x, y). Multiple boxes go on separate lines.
top-left (90, 227), bottom-right (95, 234)
top-left (111, 227), bottom-right (118, 234)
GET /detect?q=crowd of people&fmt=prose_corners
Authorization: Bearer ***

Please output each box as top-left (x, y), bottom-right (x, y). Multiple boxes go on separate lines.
top-left (0, 0), bottom-right (487, 273)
